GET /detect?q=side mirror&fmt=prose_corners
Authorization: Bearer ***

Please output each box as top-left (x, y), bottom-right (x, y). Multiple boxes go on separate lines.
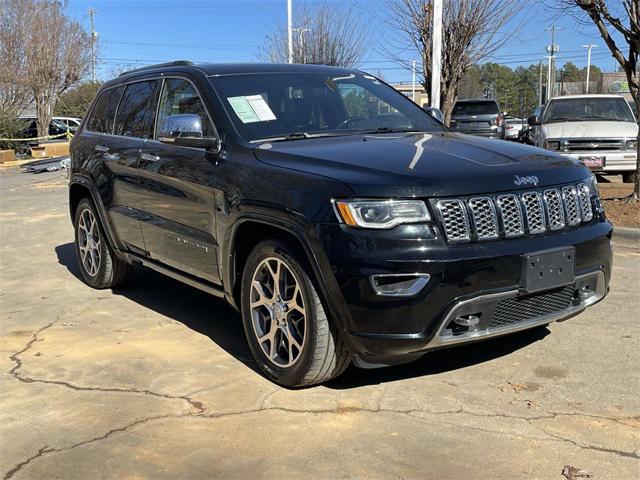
top-left (527, 115), bottom-right (540, 126)
top-left (158, 114), bottom-right (219, 149)
top-left (424, 107), bottom-right (444, 123)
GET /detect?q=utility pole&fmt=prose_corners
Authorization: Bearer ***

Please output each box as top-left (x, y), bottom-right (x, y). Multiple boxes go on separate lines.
top-left (545, 25), bottom-right (560, 100)
top-left (411, 60), bottom-right (417, 102)
top-left (582, 44), bottom-right (598, 94)
top-left (431, 0), bottom-right (442, 110)
top-left (292, 27), bottom-right (311, 63)
top-left (538, 60), bottom-right (543, 106)
top-left (88, 8), bottom-right (97, 82)
top-left (287, 0), bottom-right (293, 63)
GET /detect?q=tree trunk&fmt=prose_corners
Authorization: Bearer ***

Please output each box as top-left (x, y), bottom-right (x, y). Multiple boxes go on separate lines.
top-left (35, 92), bottom-right (53, 139)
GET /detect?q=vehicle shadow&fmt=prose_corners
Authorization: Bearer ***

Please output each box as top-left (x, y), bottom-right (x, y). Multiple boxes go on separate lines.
top-left (55, 242), bottom-right (255, 369)
top-left (56, 242), bottom-right (549, 389)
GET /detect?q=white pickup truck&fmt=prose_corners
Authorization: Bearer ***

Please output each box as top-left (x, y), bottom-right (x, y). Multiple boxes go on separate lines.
top-left (529, 94), bottom-right (638, 182)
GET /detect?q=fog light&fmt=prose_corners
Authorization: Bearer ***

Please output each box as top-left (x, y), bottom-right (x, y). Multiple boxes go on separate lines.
top-left (370, 274), bottom-right (430, 297)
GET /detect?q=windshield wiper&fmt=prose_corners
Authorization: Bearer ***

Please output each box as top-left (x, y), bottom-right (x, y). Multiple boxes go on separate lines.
top-left (358, 127), bottom-right (423, 134)
top-left (546, 117), bottom-right (580, 123)
top-left (251, 131), bottom-right (353, 143)
top-left (580, 116), bottom-right (624, 121)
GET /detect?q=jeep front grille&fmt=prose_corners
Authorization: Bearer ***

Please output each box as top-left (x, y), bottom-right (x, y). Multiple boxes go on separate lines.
top-left (434, 182), bottom-right (595, 243)
top-left (543, 189), bottom-right (566, 230)
top-left (468, 197), bottom-right (498, 240)
top-left (521, 192), bottom-right (546, 234)
top-left (436, 199), bottom-right (471, 242)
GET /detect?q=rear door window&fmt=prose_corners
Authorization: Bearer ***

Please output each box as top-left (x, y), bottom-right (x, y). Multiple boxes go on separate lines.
top-left (452, 101), bottom-right (500, 116)
top-left (114, 80), bottom-right (160, 139)
top-left (86, 86), bottom-right (123, 134)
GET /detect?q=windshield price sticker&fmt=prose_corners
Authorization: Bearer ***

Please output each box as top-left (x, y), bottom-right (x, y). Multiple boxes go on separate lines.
top-left (228, 95), bottom-right (276, 123)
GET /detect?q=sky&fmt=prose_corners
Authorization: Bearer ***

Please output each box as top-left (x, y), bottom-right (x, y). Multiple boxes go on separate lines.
top-left (65, 0), bottom-right (627, 83)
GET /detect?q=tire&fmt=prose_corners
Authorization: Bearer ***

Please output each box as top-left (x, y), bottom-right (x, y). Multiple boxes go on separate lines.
top-left (74, 197), bottom-right (130, 289)
top-left (622, 171), bottom-right (638, 184)
top-left (240, 238), bottom-right (350, 387)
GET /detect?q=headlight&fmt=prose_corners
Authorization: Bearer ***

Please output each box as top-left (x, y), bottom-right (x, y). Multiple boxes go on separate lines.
top-left (544, 140), bottom-right (560, 150)
top-left (627, 139), bottom-right (637, 150)
top-left (334, 199), bottom-right (431, 229)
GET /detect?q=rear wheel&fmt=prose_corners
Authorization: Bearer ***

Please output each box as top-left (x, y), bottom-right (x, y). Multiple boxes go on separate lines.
top-left (74, 198), bottom-right (130, 289)
top-left (240, 239), bottom-right (350, 387)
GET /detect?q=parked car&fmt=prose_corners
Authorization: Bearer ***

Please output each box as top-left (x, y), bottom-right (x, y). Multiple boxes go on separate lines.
top-left (69, 61), bottom-right (612, 387)
top-left (17, 117), bottom-right (70, 139)
top-left (53, 116), bottom-right (82, 130)
top-left (529, 95), bottom-right (638, 182)
top-left (501, 116), bottom-right (525, 140)
top-left (450, 99), bottom-right (502, 138)
top-left (521, 105), bottom-right (545, 145)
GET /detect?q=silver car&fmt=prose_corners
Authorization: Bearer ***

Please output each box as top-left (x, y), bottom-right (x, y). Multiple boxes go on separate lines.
top-left (501, 117), bottom-right (525, 140)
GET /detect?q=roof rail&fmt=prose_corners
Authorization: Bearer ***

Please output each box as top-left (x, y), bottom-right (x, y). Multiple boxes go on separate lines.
top-left (119, 60), bottom-right (194, 77)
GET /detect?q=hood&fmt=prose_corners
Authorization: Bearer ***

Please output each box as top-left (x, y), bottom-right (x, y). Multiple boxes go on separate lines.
top-left (253, 132), bottom-right (590, 197)
top-left (542, 121), bottom-right (638, 140)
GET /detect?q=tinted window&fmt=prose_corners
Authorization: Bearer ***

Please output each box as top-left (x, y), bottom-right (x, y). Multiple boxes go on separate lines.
top-left (86, 86), bottom-right (123, 133)
top-left (114, 80), bottom-right (159, 138)
top-left (210, 72), bottom-right (441, 141)
top-left (452, 101), bottom-right (500, 116)
top-left (542, 97), bottom-right (635, 123)
top-left (156, 79), bottom-right (214, 138)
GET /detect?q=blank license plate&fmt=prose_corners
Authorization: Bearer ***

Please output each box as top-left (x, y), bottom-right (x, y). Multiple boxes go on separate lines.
top-left (580, 156), bottom-right (605, 170)
top-left (521, 248), bottom-right (575, 293)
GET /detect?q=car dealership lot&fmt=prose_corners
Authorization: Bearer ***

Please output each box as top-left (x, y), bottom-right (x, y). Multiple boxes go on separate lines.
top-left (1, 168), bottom-right (638, 479)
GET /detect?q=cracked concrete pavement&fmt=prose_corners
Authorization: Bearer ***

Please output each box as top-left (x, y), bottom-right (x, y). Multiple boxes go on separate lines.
top-left (0, 167), bottom-right (639, 479)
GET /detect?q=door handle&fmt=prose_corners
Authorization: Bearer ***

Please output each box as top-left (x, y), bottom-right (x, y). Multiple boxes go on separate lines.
top-left (140, 152), bottom-right (160, 162)
top-left (94, 144), bottom-right (109, 153)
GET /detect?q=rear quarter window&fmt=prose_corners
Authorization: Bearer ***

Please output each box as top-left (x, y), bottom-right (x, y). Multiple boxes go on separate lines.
top-left (86, 86), bottom-right (123, 134)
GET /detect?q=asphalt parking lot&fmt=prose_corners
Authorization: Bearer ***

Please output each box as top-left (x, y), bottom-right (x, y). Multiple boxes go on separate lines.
top-left (1, 167), bottom-right (639, 480)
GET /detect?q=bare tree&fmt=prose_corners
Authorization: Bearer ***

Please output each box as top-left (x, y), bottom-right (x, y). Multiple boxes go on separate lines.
top-left (385, 0), bottom-right (523, 123)
top-left (0, 0), bottom-right (31, 119)
top-left (555, 0), bottom-right (639, 200)
top-left (260, 2), bottom-right (367, 68)
top-left (1, 0), bottom-right (92, 138)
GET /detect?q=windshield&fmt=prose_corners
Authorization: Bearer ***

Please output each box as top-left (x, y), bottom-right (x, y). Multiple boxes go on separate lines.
top-left (542, 97), bottom-right (635, 123)
top-left (452, 101), bottom-right (499, 116)
top-left (209, 72), bottom-right (442, 141)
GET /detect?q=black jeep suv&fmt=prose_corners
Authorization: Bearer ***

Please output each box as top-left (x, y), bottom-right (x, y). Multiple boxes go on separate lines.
top-left (69, 61), bottom-right (612, 387)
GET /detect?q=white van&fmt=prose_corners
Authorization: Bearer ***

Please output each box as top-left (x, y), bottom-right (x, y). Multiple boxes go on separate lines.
top-left (529, 95), bottom-right (638, 182)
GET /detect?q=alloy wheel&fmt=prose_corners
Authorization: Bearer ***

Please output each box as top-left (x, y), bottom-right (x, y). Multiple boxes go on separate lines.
top-left (250, 257), bottom-right (306, 367)
top-left (77, 208), bottom-right (102, 277)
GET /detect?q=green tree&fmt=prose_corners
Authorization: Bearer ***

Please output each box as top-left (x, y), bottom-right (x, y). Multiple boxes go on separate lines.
top-left (561, 61), bottom-right (583, 82)
top-left (55, 81), bottom-right (101, 118)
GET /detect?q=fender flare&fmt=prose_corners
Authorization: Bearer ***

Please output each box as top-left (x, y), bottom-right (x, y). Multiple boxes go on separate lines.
top-left (69, 173), bottom-right (125, 260)
top-left (224, 212), bottom-right (353, 335)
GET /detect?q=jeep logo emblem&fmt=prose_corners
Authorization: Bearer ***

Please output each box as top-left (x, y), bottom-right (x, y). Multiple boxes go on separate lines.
top-left (514, 175), bottom-right (539, 186)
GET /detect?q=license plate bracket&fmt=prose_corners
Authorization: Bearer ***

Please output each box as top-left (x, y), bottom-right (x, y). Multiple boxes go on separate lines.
top-left (521, 247), bottom-right (575, 293)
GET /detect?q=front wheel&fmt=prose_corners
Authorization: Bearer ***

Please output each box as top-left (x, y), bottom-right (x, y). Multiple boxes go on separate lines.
top-left (240, 239), bottom-right (350, 387)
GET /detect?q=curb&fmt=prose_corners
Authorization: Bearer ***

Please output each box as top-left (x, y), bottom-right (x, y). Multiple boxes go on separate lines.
top-left (613, 226), bottom-right (640, 244)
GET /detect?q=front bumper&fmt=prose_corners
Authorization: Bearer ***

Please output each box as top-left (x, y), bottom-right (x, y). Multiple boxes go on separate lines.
top-left (315, 218), bottom-right (613, 365)
top-left (562, 151), bottom-right (637, 172)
